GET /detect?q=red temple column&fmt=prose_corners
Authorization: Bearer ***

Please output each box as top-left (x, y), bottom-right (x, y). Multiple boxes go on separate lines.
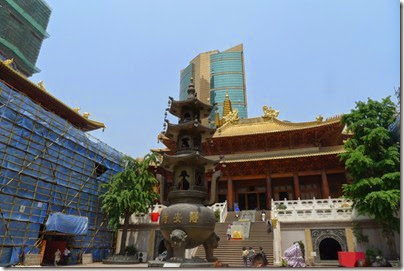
top-left (321, 170), bottom-right (330, 198)
top-left (227, 177), bottom-right (234, 210)
top-left (293, 173), bottom-right (301, 200)
top-left (266, 174), bottom-right (272, 210)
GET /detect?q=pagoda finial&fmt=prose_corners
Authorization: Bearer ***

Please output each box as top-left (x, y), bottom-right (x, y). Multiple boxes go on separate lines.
top-left (187, 77), bottom-right (196, 99)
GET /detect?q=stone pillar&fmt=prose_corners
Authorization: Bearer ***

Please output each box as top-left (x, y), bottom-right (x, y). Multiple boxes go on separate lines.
top-left (321, 170), bottom-right (330, 198)
top-left (266, 175), bottom-right (272, 210)
top-left (227, 178), bottom-right (234, 210)
top-left (273, 221), bottom-right (282, 266)
top-left (293, 173), bottom-right (301, 199)
top-left (305, 228), bottom-right (314, 265)
top-left (345, 228), bottom-right (355, 252)
top-left (148, 229), bottom-right (156, 260)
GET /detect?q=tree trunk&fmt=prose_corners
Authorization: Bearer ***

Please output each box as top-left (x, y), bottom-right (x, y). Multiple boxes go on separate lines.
top-left (119, 212), bottom-right (131, 255)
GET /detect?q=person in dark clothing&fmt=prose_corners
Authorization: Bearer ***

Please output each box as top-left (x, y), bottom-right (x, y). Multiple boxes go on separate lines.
top-left (259, 246), bottom-right (268, 266)
top-left (247, 247), bottom-right (255, 267)
top-left (242, 246), bottom-right (248, 267)
top-left (266, 219), bottom-right (272, 233)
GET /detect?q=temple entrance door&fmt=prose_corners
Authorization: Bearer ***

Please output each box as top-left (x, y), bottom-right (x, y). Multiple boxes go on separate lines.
top-left (319, 238), bottom-right (342, 260)
top-left (238, 193), bottom-right (246, 210)
top-left (279, 192), bottom-right (289, 200)
top-left (247, 194), bottom-right (258, 210)
top-left (258, 193), bottom-right (266, 210)
top-left (237, 193), bottom-right (268, 210)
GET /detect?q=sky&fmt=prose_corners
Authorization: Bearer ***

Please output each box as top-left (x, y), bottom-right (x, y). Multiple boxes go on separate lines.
top-left (30, 0), bottom-right (400, 158)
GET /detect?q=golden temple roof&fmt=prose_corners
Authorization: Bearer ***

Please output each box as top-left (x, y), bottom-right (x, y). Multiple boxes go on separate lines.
top-left (0, 59), bottom-right (105, 132)
top-left (206, 145), bottom-right (345, 163)
top-left (214, 114), bottom-right (343, 138)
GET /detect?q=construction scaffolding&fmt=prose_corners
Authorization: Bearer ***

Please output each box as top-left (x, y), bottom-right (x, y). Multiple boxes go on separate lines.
top-left (0, 79), bottom-right (124, 266)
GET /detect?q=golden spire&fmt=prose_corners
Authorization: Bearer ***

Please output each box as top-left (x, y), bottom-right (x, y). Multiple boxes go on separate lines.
top-left (214, 110), bottom-right (221, 127)
top-left (222, 91), bottom-right (232, 117)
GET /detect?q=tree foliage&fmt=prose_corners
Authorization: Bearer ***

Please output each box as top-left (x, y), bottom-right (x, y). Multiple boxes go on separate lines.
top-left (100, 153), bottom-right (159, 254)
top-left (340, 96), bottom-right (400, 234)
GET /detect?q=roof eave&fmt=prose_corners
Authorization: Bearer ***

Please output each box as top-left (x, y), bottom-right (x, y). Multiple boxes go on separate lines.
top-left (0, 61), bottom-right (105, 132)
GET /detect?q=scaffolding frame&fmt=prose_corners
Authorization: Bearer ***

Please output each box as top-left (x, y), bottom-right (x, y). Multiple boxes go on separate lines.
top-left (0, 79), bottom-right (123, 266)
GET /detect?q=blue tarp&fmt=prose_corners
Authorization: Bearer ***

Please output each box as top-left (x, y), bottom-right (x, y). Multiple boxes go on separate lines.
top-left (45, 212), bottom-right (88, 235)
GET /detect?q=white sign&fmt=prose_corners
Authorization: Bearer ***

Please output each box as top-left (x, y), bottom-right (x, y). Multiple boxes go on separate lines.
top-left (311, 251), bottom-right (317, 257)
top-left (19, 205), bottom-right (26, 213)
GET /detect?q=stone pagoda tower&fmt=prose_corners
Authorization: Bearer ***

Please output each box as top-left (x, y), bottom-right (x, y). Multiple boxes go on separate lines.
top-left (155, 78), bottom-right (221, 265)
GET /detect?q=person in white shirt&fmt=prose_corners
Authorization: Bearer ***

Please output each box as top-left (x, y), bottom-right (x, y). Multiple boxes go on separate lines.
top-left (54, 249), bottom-right (61, 266)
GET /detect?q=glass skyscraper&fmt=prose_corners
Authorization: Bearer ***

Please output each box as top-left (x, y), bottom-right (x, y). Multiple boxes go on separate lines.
top-left (0, 0), bottom-right (51, 77)
top-left (179, 44), bottom-right (248, 124)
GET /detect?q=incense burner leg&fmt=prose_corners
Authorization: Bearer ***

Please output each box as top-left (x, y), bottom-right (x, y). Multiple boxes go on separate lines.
top-left (203, 232), bottom-right (220, 262)
top-left (170, 229), bottom-right (188, 262)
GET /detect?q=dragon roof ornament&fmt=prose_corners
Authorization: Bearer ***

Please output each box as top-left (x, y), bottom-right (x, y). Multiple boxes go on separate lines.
top-left (262, 105), bottom-right (279, 120)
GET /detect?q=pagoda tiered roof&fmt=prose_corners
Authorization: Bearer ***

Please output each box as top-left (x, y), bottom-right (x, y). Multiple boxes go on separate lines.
top-left (164, 121), bottom-right (216, 143)
top-left (159, 152), bottom-right (219, 172)
top-left (169, 97), bottom-right (214, 119)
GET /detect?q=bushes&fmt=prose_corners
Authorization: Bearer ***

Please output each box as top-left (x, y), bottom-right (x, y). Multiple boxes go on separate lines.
top-left (366, 248), bottom-right (382, 264)
top-left (125, 245), bottom-right (138, 256)
top-left (214, 209), bottom-right (221, 222)
top-left (277, 203), bottom-right (287, 210)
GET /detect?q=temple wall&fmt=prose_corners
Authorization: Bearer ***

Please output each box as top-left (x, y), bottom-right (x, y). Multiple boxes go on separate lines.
top-left (354, 227), bottom-right (400, 259)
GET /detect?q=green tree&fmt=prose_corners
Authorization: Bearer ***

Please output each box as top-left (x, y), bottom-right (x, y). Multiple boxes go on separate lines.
top-left (340, 96), bottom-right (400, 258)
top-left (100, 153), bottom-right (159, 255)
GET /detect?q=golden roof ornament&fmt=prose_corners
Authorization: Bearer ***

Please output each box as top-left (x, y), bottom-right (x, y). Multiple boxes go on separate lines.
top-left (214, 109), bottom-right (221, 127)
top-left (223, 109), bottom-right (239, 125)
top-left (3, 58), bottom-right (14, 66)
top-left (37, 81), bottom-right (47, 92)
top-left (316, 115), bottom-right (323, 122)
top-left (222, 91), bottom-right (232, 117)
top-left (262, 105), bottom-right (279, 120)
top-left (83, 112), bottom-right (91, 119)
top-left (73, 107), bottom-right (81, 113)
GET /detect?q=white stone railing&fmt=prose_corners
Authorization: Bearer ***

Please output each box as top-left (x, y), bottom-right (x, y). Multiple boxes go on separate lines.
top-left (207, 200), bottom-right (228, 222)
top-left (271, 197), bottom-right (354, 222)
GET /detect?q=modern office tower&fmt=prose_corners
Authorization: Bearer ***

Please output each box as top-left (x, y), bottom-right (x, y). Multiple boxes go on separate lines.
top-left (0, 0), bottom-right (52, 76)
top-left (179, 44), bottom-right (248, 124)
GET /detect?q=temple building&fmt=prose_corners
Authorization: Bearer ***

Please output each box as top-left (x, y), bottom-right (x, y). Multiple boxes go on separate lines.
top-left (158, 93), bottom-right (350, 211)
top-left (153, 94), bottom-right (399, 266)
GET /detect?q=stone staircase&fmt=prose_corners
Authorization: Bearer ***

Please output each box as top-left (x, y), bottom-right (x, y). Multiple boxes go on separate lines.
top-left (194, 211), bottom-right (274, 267)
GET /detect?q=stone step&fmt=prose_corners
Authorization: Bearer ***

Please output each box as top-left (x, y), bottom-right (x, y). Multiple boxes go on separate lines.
top-left (194, 217), bottom-right (274, 267)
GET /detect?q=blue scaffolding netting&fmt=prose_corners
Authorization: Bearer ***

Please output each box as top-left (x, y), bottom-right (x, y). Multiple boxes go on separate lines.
top-left (0, 79), bottom-right (124, 266)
